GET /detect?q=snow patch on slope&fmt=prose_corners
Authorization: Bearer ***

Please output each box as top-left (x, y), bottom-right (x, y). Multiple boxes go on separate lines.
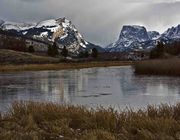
top-left (36, 19), bottom-right (58, 28)
top-left (40, 32), bottom-right (48, 37)
top-left (1, 21), bottom-right (35, 31)
top-left (60, 33), bottom-right (68, 40)
top-left (62, 19), bottom-right (70, 28)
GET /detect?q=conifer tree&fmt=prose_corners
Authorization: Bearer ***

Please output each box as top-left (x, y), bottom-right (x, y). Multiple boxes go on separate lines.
top-left (61, 46), bottom-right (68, 57)
top-left (28, 45), bottom-right (35, 53)
top-left (91, 48), bottom-right (98, 58)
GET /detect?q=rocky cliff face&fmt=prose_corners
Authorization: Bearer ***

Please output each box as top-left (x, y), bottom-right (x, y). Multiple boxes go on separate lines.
top-left (106, 25), bottom-right (152, 52)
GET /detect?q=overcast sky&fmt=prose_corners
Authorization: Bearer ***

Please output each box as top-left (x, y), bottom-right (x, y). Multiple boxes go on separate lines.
top-left (0, 0), bottom-right (180, 46)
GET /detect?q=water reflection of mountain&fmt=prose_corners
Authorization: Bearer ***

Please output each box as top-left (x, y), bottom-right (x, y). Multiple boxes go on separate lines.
top-left (33, 69), bottom-right (92, 103)
top-left (0, 67), bottom-right (180, 112)
top-left (0, 68), bottom-right (108, 108)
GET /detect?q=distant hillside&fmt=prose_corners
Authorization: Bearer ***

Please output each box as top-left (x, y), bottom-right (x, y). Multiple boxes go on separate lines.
top-left (0, 49), bottom-right (60, 64)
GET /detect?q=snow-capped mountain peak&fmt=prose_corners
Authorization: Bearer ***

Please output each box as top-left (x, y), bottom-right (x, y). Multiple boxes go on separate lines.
top-left (106, 24), bottom-right (180, 52)
top-left (0, 18), bottom-right (103, 54)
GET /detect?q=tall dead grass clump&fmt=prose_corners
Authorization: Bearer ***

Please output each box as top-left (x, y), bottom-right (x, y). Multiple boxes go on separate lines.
top-left (134, 58), bottom-right (180, 76)
top-left (0, 102), bottom-right (180, 140)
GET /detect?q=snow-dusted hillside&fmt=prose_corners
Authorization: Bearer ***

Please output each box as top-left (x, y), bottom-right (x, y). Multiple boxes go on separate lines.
top-left (0, 18), bottom-right (103, 54)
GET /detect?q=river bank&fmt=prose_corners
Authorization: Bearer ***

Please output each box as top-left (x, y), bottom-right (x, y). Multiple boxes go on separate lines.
top-left (0, 102), bottom-right (180, 140)
top-left (0, 61), bottom-right (132, 72)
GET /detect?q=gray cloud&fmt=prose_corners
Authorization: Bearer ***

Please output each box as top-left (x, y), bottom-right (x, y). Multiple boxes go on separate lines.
top-left (0, 0), bottom-right (180, 46)
top-left (20, 0), bottom-right (46, 2)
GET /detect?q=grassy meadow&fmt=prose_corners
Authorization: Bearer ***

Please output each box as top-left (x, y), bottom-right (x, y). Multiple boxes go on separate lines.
top-left (134, 58), bottom-right (180, 76)
top-left (0, 102), bottom-right (180, 140)
top-left (0, 49), bottom-right (133, 72)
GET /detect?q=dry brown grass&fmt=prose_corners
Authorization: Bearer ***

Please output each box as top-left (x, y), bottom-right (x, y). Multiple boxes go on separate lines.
top-left (0, 102), bottom-right (180, 140)
top-left (0, 61), bottom-right (132, 72)
top-left (134, 58), bottom-right (180, 76)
